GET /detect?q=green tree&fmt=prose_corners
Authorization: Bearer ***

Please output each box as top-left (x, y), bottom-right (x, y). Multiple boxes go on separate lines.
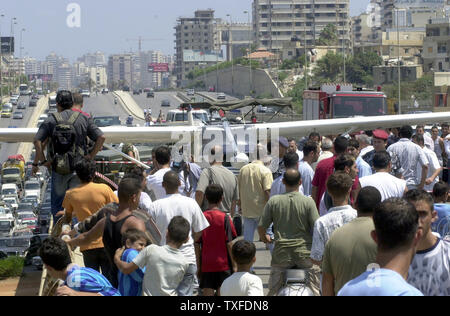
top-left (346, 51), bottom-right (382, 85)
top-left (317, 24), bottom-right (338, 46)
top-left (313, 51), bottom-right (343, 83)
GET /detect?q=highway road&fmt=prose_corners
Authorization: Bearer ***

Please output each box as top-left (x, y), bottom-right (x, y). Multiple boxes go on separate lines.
top-left (82, 92), bottom-right (145, 126)
top-left (129, 91), bottom-right (185, 118)
top-left (0, 95), bottom-right (37, 163)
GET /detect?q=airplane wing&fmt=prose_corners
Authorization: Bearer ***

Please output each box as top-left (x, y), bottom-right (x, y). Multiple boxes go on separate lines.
top-left (1, 112), bottom-right (450, 144)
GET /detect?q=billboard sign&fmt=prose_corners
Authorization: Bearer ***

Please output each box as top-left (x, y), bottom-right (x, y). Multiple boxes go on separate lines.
top-left (28, 74), bottom-right (53, 82)
top-left (183, 50), bottom-right (225, 63)
top-left (148, 63), bottom-right (169, 73)
top-left (1, 37), bottom-right (14, 54)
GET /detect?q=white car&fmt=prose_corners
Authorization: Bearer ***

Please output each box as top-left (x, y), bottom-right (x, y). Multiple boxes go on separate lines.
top-left (217, 93), bottom-right (226, 100)
top-left (81, 90), bottom-right (91, 98)
top-left (3, 197), bottom-right (18, 211)
top-left (24, 180), bottom-right (41, 204)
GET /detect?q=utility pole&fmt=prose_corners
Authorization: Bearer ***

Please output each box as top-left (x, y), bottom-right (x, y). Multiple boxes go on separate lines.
top-left (0, 13), bottom-right (5, 103)
top-left (396, 7), bottom-right (401, 114)
top-left (244, 10), bottom-right (252, 96)
top-left (9, 17), bottom-right (16, 95)
top-left (19, 28), bottom-right (24, 85)
top-left (304, 6), bottom-right (308, 90)
top-left (226, 14), bottom-right (234, 96)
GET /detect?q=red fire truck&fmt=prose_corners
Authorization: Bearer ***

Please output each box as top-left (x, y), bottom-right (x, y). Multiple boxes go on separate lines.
top-left (303, 84), bottom-right (388, 120)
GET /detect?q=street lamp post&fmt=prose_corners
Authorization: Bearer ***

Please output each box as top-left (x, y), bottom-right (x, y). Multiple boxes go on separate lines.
top-left (226, 14), bottom-right (234, 96)
top-left (244, 10), bottom-right (252, 97)
top-left (338, 9), bottom-right (346, 83)
top-left (396, 8), bottom-right (402, 114)
top-left (19, 28), bottom-right (25, 85)
top-left (0, 13), bottom-right (5, 102)
top-left (9, 17), bottom-right (16, 95)
top-left (304, 6), bottom-right (308, 90)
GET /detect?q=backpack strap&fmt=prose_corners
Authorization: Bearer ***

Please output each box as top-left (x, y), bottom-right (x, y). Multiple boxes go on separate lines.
top-left (52, 112), bottom-right (64, 124)
top-left (67, 111), bottom-right (81, 125)
top-left (52, 111), bottom-right (81, 125)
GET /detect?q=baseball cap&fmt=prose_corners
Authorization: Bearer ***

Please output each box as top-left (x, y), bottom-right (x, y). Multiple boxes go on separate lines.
top-left (372, 129), bottom-right (389, 140)
top-left (279, 137), bottom-right (289, 148)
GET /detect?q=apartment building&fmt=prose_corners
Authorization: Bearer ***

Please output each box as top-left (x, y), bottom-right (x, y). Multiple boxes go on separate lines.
top-left (174, 9), bottom-right (222, 87)
top-left (253, 0), bottom-right (351, 53)
top-left (353, 12), bottom-right (373, 46)
top-left (107, 54), bottom-right (133, 89)
top-left (381, 0), bottom-right (445, 30)
top-left (423, 17), bottom-right (450, 72)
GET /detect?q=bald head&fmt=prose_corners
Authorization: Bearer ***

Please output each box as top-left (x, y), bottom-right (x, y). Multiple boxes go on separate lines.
top-left (210, 145), bottom-right (223, 163)
top-left (283, 168), bottom-right (302, 189)
top-left (163, 171), bottom-right (181, 194)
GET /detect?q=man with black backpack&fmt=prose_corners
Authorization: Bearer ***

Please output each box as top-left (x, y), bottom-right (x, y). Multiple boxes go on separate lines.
top-left (33, 90), bottom-right (105, 220)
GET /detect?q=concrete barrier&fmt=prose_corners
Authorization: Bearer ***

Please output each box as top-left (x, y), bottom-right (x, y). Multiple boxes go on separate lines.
top-left (195, 92), bottom-right (216, 102)
top-left (113, 91), bottom-right (144, 120)
top-left (176, 92), bottom-right (192, 103)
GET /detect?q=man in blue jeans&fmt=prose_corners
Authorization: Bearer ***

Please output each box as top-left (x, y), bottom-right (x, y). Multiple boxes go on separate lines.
top-left (32, 90), bottom-right (105, 220)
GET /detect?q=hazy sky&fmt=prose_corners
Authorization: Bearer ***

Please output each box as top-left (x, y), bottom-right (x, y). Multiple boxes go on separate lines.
top-left (0, 0), bottom-right (370, 61)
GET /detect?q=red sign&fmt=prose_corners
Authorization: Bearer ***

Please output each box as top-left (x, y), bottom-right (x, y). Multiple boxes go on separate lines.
top-left (28, 74), bottom-right (53, 82)
top-left (148, 63), bottom-right (169, 73)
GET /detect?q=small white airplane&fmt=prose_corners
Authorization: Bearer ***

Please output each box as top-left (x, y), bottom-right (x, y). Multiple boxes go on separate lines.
top-left (1, 112), bottom-right (450, 144)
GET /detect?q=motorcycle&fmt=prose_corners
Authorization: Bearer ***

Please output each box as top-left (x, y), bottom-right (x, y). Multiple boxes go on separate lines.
top-left (126, 116), bottom-right (134, 127)
top-left (277, 269), bottom-right (315, 296)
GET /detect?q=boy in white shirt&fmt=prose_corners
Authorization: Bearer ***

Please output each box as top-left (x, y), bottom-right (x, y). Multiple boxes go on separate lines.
top-left (220, 240), bottom-right (264, 296)
top-left (114, 216), bottom-right (190, 296)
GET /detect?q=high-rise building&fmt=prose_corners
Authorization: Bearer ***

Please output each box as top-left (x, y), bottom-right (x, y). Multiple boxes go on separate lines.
top-left (57, 63), bottom-right (73, 90)
top-left (253, 0), bottom-right (351, 52)
top-left (107, 54), bottom-right (133, 89)
top-left (78, 51), bottom-right (106, 67)
top-left (24, 57), bottom-right (38, 76)
top-left (174, 9), bottom-right (222, 87)
top-left (381, 0), bottom-right (445, 30)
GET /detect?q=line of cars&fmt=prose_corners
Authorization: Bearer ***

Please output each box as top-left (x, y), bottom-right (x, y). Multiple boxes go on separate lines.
top-left (0, 164), bottom-right (51, 266)
top-left (1, 93), bottom-right (41, 121)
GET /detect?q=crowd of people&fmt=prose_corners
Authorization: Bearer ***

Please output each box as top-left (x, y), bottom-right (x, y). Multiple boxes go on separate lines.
top-left (32, 90), bottom-right (450, 296)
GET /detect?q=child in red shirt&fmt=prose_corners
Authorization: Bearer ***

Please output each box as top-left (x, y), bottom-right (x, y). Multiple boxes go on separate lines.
top-left (195, 184), bottom-right (237, 296)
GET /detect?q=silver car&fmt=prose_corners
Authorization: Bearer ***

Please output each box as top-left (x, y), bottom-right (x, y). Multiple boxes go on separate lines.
top-left (12, 112), bottom-right (24, 120)
top-left (17, 102), bottom-right (26, 110)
